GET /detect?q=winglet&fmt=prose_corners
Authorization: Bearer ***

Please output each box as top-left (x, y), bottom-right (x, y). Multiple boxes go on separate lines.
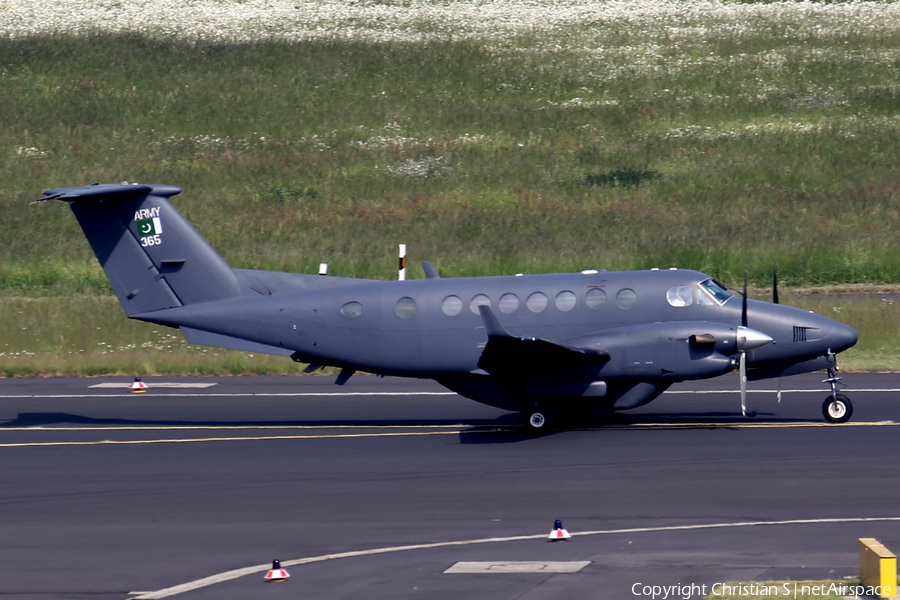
top-left (477, 305), bottom-right (509, 338)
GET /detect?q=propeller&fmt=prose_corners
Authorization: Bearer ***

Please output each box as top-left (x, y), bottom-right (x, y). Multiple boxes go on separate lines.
top-left (773, 261), bottom-right (779, 305)
top-left (736, 270), bottom-right (775, 416)
top-left (773, 262), bottom-right (782, 403)
top-left (739, 271), bottom-right (749, 416)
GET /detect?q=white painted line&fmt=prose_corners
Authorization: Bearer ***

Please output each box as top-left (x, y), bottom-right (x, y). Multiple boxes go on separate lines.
top-left (665, 389), bottom-right (900, 394)
top-left (444, 561), bottom-right (591, 574)
top-left (132, 516), bottom-right (900, 599)
top-left (0, 392), bottom-right (458, 399)
top-left (2, 424), bottom-right (463, 432)
top-left (88, 383), bottom-right (218, 389)
top-left (3, 388), bottom-right (900, 400)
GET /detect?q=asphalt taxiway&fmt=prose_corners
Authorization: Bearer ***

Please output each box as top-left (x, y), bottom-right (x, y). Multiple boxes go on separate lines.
top-left (1, 373), bottom-right (898, 599)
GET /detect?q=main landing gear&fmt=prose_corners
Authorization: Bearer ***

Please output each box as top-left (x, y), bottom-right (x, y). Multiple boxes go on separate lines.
top-left (521, 404), bottom-right (550, 430)
top-left (822, 364), bottom-right (852, 423)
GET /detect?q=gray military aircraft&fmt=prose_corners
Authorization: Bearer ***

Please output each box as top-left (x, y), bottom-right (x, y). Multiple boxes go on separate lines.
top-left (41, 182), bottom-right (859, 428)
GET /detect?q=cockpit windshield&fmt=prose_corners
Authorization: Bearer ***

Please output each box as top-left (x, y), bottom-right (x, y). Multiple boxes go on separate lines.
top-left (698, 278), bottom-right (733, 305)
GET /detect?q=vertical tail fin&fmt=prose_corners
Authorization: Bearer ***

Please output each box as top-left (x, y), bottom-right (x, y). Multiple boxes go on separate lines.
top-left (43, 183), bottom-right (241, 316)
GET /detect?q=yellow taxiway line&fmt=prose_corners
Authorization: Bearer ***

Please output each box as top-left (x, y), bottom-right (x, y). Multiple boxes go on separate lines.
top-left (0, 420), bottom-right (895, 448)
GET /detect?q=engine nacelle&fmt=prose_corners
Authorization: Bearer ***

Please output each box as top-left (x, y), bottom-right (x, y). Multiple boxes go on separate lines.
top-left (564, 321), bottom-right (739, 381)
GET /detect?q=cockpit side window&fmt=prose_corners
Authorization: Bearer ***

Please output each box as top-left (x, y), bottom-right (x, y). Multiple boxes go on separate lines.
top-left (666, 286), bottom-right (693, 307)
top-left (695, 286), bottom-right (715, 306)
top-left (698, 278), bottom-right (733, 305)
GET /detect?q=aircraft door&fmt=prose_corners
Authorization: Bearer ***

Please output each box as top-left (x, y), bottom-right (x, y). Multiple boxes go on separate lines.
top-left (282, 303), bottom-right (320, 353)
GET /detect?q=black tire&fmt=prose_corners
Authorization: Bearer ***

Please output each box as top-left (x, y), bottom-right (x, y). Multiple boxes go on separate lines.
top-left (822, 394), bottom-right (852, 423)
top-left (523, 409), bottom-right (549, 430)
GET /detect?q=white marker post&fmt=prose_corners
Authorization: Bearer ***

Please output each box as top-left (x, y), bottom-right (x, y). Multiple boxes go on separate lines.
top-left (318, 263), bottom-right (328, 276)
top-left (398, 244), bottom-right (407, 281)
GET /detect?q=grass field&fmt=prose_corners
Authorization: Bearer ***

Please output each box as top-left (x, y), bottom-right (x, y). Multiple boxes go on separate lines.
top-left (2, 0), bottom-right (900, 373)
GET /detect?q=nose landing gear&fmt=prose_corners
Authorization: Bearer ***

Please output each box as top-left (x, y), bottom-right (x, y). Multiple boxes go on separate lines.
top-left (822, 361), bottom-right (852, 423)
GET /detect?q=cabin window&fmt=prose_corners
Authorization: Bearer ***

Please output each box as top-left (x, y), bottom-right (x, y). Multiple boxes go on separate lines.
top-left (395, 297), bottom-right (417, 318)
top-left (526, 292), bottom-right (548, 313)
top-left (442, 295), bottom-right (462, 316)
top-left (470, 294), bottom-right (491, 314)
top-left (585, 288), bottom-right (607, 309)
top-left (555, 290), bottom-right (577, 312)
top-left (499, 293), bottom-right (519, 314)
top-left (616, 288), bottom-right (637, 310)
top-left (666, 286), bottom-right (693, 307)
top-left (341, 301), bottom-right (363, 318)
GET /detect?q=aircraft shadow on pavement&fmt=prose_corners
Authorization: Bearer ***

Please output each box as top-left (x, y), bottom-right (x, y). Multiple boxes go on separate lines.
top-left (0, 411), bottom-right (521, 430)
top-left (458, 410), bottom-right (809, 444)
top-left (2, 410), bottom-right (810, 445)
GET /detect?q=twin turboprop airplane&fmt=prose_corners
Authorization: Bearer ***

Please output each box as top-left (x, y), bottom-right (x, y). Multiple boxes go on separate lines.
top-left (41, 182), bottom-right (859, 428)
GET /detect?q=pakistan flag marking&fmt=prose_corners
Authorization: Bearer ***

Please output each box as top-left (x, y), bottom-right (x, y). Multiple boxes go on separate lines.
top-left (134, 207), bottom-right (163, 238)
top-left (137, 217), bottom-right (163, 237)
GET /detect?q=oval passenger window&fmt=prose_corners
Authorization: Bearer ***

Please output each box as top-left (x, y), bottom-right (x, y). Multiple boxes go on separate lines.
top-left (555, 290), bottom-right (576, 312)
top-left (341, 301), bottom-right (363, 318)
top-left (616, 289), bottom-right (637, 310)
top-left (526, 292), bottom-right (548, 313)
top-left (469, 294), bottom-right (491, 314)
top-left (499, 293), bottom-right (519, 314)
top-left (585, 288), bottom-right (607, 309)
top-left (442, 295), bottom-right (462, 316)
top-left (395, 297), bottom-right (417, 318)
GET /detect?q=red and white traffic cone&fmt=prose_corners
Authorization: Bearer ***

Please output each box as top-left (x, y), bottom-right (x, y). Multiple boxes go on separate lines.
top-left (129, 377), bottom-right (147, 394)
top-left (264, 560), bottom-right (290, 582)
top-left (547, 519), bottom-right (571, 541)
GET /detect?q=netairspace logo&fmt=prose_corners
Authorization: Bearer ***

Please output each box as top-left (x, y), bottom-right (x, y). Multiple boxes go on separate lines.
top-left (631, 581), bottom-right (892, 599)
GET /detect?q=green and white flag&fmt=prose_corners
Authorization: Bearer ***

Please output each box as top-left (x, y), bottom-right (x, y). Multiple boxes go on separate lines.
top-left (137, 217), bottom-right (162, 237)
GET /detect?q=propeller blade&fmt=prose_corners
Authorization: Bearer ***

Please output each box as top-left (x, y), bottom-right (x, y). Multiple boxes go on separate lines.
top-left (772, 262), bottom-right (780, 304)
top-left (741, 271), bottom-right (748, 328)
top-left (740, 351), bottom-right (747, 416)
top-left (776, 378), bottom-right (782, 404)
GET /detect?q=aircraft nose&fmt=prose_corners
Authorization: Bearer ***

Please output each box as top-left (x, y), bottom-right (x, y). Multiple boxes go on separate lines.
top-left (829, 321), bottom-right (858, 353)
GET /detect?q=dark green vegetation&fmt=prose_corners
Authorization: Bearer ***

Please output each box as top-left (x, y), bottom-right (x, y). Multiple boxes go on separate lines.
top-left (4, 33), bottom-right (900, 290)
top-left (2, 31), bottom-right (899, 373)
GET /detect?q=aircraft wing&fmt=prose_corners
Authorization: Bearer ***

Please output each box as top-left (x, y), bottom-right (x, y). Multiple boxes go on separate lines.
top-left (476, 306), bottom-right (609, 377)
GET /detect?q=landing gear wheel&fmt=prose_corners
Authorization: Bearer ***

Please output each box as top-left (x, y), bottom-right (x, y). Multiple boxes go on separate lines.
top-left (823, 394), bottom-right (852, 423)
top-left (523, 409), bottom-right (549, 430)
